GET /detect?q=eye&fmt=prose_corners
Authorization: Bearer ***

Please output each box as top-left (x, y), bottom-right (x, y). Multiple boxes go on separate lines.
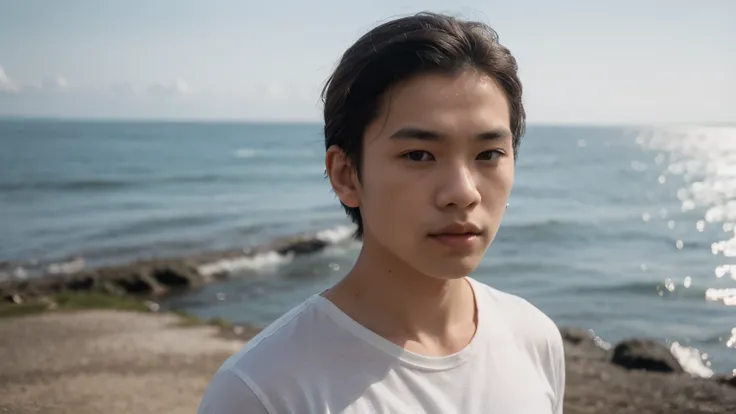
top-left (477, 150), bottom-right (504, 161)
top-left (401, 150), bottom-right (435, 162)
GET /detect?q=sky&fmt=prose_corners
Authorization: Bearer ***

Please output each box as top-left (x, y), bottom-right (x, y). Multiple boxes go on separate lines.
top-left (0, 0), bottom-right (734, 125)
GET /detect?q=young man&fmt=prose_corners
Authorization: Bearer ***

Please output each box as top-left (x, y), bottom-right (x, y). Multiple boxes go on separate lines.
top-left (199, 12), bottom-right (565, 414)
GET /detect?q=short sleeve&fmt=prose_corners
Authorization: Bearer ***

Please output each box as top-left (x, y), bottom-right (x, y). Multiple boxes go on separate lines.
top-left (198, 369), bottom-right (270, 414)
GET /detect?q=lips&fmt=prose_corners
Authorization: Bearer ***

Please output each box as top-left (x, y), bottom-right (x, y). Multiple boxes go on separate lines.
top-left (429, 222), bottom-right (483, 237)
top-left (428, 222), bottom-right (483, 249)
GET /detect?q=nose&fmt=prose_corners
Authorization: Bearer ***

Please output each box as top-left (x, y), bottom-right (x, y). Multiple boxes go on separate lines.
top-left (435, 162), bottom-right (481, 210)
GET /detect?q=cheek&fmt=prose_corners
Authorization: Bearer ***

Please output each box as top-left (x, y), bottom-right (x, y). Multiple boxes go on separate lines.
top-left (359, 164), bottom-right (420, 226)
top-left (474, 171), bottom-right (513, 214)
top-left (483, 163), bottom-right (514, 196)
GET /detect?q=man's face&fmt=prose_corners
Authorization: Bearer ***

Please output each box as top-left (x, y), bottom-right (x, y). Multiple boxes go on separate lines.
top-left (333, 69), bottom-right (515, 280)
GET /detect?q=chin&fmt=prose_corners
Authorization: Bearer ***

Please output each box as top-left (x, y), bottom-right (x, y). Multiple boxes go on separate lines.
top-left (416, 256), bottom-right (482, 281)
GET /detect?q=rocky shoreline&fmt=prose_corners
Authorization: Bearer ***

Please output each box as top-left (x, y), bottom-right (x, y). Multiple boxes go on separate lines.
top-left (0, 232), bottom-right (333, 302)
top-left (560, 326), bottom-right (736, 413)
top-left (1, 232), bottom-right (735, 412)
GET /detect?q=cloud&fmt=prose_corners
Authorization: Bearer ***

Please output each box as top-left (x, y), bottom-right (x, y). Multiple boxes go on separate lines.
top-left (0, 64), bottom-right (73, 94)
top-left (106, 79), bottom-right (195, 98)
top-left (41, 76), bottom-right (70, 92)
top-left (0, 72), bottom-right (319, 121)
top-left (108, 82), bottom-right (144, 96)
top-left (146, 78), bottom-right (194, 98)
top-left (250, 81), bottom-right (318, 104)
top-left (0, 65), bottom-right (21, 93)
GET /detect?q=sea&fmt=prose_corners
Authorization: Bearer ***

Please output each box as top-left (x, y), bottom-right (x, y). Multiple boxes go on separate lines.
top-left (1, 119), bottom-right (734, 376)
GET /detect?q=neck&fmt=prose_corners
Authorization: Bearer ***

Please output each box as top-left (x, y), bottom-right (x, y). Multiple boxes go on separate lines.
top-left (323, 235), bottom-right (477, 355)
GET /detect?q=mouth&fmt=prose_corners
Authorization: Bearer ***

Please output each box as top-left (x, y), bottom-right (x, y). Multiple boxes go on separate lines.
top-left (427, 223), bottom-right (484, 249)
top-left (429, 222), bottom-right (483, 237)
top-left (428, 232), bottom-right (481, 249)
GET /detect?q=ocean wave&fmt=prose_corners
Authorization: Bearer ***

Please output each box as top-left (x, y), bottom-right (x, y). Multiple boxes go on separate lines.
top-left (498, 218), bottom-right (714, 251)
top-left (234, 148), bottom-right (258, 158)
top-left (476, 259), bottom-right (597, 278)
top-left (158, 174), bottom-right (239, 184)
top-left (702, 328), bottom-right (736, 347)
top-left (497, 219), bottom-right (603, 245)
top-left (197, 224), bottom-right (357, 278)
top-left (574, 281), bottom-right (736, 308)
top-left (315, 224), bottom-right (356, 244)
top-left (574, 280), bottom-right (711, 299)
top-left (74, 239), bottom-right (204, 263)
top-left (198, 251), bottom-right (293, 277)
top-left (0, 179), bottom-right (132, 192)
top-left (0, 256), bottom-right (87, 280)
top-left (47, 256), bottom-right (86, 275)
top-left (2, 223), bottom-right (356, 282)
top-left (670, 341), bottom-right (715, 378)
top-left (84, 214), bottom-right (229, 241)
top-left (0, 174), bottom-right (247, 193)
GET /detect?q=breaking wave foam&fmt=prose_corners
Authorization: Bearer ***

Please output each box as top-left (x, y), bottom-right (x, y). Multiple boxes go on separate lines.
top-left (315, 224), bottom-right (356, 244)
top-left (670, 341), bottom-right (715, 378)
top-left (197, 224), bottom-right (357, 277)
top-left (198, 251), bottom-right (293, 277)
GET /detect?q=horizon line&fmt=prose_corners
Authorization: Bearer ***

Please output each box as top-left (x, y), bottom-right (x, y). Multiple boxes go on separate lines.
top-left (0, 115), bottom-right (733, 129)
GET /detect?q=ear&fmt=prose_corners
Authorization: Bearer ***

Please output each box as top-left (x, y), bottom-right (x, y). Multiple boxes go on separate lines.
top-left (325, 145), bottom-right (360, 208)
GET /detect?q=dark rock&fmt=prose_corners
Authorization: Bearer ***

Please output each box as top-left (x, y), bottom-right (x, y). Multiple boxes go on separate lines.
top-left (0, 229), bottom-right (340, 301)
top-left (275, 237), bottom-right (328, 255)
top-left (152, 265), bottom-right (194, 288)
top-left (99, 280), bottom-right (126, 296)
top-left (559, 326), bottom-right (611, 362)
top-left (3, 294), bottom-right (22, 304)
top-left (65, 276), bottom-right (95, 291)
top-left (611, 339), bottom-right (684, 373)
top-left (114, 275), bottom-right (156, 295)
top-left (713, 374), bottom-right (736, 388)
top-left (560, 326), bottom-right (595, 346)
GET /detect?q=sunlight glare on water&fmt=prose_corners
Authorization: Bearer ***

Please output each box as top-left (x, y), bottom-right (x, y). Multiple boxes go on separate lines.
top-left (639, 126), bottom-right (736, 308)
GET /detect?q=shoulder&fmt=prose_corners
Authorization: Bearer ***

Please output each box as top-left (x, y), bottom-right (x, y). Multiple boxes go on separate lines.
top-left (198, 369), bottom-right (270, 414)
top-left (472, 278), bottom-right (563, 349)
top-left (471, 279), bottom-right (565, 372)
top-left (222, 294), bottom-right (338, 379)
top-left (199, 295), bottom-right (335, 413)
top-left (471, 278), bottom-right (566, 412)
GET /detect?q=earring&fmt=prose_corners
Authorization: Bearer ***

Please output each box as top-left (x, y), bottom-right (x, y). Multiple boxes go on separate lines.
top-left (506, 203), bottom-right (510, 209)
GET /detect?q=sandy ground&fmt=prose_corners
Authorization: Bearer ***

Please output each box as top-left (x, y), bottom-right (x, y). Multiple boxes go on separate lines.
top-left (0, 310), bottom-right (243, 414)
top-left (1, 310), bottom-right (734, 413)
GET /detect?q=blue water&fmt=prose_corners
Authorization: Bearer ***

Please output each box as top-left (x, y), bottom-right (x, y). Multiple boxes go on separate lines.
top-left (1, 119), bottom-right (734, 375)
top-left (0, 121), bottom-right (339, 266)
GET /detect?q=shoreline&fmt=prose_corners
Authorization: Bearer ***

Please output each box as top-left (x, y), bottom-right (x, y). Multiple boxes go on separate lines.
top-left (1, 230), bottom-right (342, 303)
top-left (2, 232), bottom-right (736, 412)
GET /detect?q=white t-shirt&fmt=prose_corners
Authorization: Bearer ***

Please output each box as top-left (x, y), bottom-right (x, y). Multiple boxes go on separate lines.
top-left (198, 277), bottom-right (565, 414)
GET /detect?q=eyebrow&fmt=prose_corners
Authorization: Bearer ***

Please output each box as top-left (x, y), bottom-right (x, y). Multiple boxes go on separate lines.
top-left (388, 126), bottom-right (512, 142)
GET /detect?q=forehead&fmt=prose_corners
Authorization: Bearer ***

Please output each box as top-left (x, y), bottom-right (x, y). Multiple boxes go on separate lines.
top-left (365, 69), bottom-right (512, 143)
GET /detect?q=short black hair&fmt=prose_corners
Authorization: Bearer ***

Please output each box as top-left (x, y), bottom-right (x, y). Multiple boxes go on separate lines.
top-left (322, 11), bottom-right (525, 239)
